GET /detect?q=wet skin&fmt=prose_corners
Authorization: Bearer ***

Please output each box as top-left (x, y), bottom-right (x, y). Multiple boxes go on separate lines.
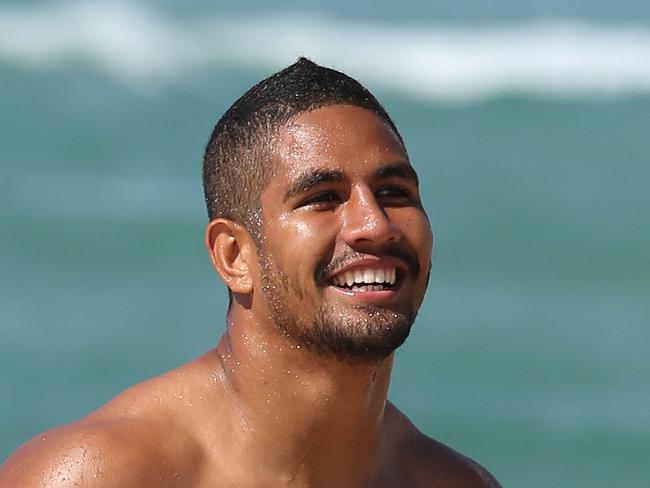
top-left (254, 104), bottom-right (433, 360)
top-left (0, 105), bottom-right (501, 487)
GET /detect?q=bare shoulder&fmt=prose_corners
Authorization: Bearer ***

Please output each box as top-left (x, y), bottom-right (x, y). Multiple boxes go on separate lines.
top-left (385, 403), bottom-right (502, 488)
top-left (0, 414), bottom-right (203, 488)
top-left (408, 433), bottom-right (503, 488)
top-left (0, 355), bottom-right (218, 487)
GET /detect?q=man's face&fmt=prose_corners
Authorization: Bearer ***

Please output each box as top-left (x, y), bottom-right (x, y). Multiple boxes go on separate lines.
top-left (255, 104), bottom-right (433, 362)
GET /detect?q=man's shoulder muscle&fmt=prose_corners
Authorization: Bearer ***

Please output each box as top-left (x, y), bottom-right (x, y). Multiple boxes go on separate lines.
top-left (386, 404), bottom-right (501, 488)
top-left (0, 416), bottom-right (201, 487)
top-left (405, 431), bottom-right (502, 488)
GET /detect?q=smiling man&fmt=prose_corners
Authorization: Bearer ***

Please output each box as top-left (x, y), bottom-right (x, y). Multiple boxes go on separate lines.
top-left (0, 58), bottom-right (500, 487)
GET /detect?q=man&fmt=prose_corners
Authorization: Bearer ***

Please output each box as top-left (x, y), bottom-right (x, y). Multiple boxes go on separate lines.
top-left (1, 58), bottom-right (500, 487)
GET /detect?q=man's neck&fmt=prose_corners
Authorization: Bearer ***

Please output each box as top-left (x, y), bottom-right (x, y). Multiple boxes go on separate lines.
top-left (204, 310), bottom-right (395, 487)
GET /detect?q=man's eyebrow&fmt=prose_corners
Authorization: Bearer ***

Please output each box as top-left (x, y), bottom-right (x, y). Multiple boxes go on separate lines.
top-left (284, 169), bottom-right (346, 201)
top-left (375, 162), bottom-right (420, 186)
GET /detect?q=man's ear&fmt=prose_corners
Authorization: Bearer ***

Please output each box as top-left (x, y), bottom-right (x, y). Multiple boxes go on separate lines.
top-left (205, 218), bottom-right (255, 295)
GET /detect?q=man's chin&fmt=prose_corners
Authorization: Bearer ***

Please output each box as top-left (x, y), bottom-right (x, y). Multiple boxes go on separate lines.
top-left (292, 306), bottom-right (414, 363)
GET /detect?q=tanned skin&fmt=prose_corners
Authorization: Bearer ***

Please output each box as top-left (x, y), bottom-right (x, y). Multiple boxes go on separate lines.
top-left (0, 105), bottom-right (501, 487)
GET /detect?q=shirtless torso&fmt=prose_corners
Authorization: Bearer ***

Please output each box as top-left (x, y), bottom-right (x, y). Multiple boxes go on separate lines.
top-left (1, 347), bottom-right (499, 488)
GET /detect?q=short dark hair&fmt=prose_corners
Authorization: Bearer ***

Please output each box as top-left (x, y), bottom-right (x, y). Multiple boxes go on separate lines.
top-left (202, 57), bottom-right (403, 235)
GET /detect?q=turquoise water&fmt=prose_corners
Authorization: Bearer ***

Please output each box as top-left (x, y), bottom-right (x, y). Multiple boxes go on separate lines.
top-left (2, 2), bottom-right (650, 486)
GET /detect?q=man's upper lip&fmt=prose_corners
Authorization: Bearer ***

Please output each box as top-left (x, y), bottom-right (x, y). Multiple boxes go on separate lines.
top-left (327, 257), bottom-right (407, 280)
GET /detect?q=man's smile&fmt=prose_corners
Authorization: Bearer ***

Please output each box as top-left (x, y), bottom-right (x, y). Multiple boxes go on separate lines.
top-left (324, 257), bottom-right (410, 302)
top-left (331, 266), bottom-right (397, 291)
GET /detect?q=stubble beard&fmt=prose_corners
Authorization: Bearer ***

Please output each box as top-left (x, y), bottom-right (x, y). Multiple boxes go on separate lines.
top-left (257, 248), bottom-right (417, 363)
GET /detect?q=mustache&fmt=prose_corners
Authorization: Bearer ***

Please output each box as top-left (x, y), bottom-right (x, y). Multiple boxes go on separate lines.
top-left (315, 245), bottom-right (420, 285)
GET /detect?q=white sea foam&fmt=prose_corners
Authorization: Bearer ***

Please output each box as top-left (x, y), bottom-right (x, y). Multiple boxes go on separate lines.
top-left (2, 2), bottom-right (650, 102)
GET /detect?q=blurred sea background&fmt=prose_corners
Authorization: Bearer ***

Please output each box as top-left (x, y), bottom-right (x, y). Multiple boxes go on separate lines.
top-left (1, 0), bottom-right (649, 485)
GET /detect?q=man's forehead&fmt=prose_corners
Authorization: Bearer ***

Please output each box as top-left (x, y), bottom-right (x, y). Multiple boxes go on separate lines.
top-left (270, 105), bottom-right (409, 183)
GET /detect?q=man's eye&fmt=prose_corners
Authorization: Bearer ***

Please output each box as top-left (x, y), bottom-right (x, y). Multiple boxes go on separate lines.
top-left (376, 186), bottom-right (411, 199)
top-left (300, 191), bottom-right (341, 207)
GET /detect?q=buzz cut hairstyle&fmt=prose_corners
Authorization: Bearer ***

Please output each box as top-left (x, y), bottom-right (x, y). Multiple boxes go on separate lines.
top-left (202, 57), bottom-right (404, 237)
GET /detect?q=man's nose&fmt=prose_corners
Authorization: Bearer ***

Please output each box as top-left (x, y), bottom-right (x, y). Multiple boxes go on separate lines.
top-left (339, 188), bottom-right (400, 248)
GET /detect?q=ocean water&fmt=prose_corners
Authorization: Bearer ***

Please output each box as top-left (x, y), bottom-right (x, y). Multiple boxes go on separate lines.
top-left (1, 2), bottom-right (649, 486)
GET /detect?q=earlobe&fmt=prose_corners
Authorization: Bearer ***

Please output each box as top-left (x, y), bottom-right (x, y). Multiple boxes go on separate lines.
top-left (205, 219), bottom-right (254, 295)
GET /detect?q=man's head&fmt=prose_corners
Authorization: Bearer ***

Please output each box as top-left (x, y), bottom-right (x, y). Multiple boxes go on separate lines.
top-left (204, 59), bottom-right (433, 363)
top-left (202, 57), bottom-right (403, 238)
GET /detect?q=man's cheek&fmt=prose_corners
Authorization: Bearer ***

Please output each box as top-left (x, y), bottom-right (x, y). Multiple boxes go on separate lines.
top-left (291, 220), bottom-right (322, 241)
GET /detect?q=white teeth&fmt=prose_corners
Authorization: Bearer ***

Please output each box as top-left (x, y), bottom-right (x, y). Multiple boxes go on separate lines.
top-left (354, 269), bottom-right (363, 284)
top-left (376, 269), bottom-right (385, 283)
top-left (363, 269), bottom-right (374, 283)
top-left (345, 271), bottom-right (354, 286)
top-left (333, 267), bottom-right (398, 287)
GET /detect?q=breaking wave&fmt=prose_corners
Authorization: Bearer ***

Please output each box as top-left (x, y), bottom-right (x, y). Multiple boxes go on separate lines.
top-left (2, 2), bottom-right (650, 102)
